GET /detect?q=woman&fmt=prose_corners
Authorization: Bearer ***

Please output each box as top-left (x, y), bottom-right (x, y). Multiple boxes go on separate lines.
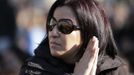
top-left (19, 0), bottom-right (129, 75)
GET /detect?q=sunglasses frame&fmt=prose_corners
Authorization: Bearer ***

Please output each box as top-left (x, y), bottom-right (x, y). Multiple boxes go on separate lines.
top-left (48, 17), bottom-right (80, 34)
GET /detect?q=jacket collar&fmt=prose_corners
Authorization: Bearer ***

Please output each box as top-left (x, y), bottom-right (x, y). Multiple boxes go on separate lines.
top-left (98, 55), bottom-right (124, 72)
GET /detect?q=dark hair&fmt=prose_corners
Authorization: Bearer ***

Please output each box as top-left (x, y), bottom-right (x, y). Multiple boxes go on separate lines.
top-left (46, 0), bottom-right (118, 61)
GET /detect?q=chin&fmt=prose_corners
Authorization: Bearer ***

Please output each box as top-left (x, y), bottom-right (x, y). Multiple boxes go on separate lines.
top-left (50, 49), bottom-right (63, 57)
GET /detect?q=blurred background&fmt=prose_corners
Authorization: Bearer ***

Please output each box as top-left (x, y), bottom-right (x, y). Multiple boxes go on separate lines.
top-left (0, 0), bottom-right (133, 75)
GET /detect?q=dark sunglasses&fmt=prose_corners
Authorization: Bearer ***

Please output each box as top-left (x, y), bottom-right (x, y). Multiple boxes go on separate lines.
top-left (48, 17), bottom-right (80, 34)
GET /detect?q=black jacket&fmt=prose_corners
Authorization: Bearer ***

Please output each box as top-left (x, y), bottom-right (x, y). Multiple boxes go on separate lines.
top-left (19, 37), bottom-right (129, 75)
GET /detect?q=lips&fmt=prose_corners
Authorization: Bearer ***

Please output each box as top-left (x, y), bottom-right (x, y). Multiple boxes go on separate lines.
top-left (50, 41), bottom-right (61, 47)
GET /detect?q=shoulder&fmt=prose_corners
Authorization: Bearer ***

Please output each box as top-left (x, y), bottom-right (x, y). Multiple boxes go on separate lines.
top-left (98, 55), bottom-right (129, 75)
top-left (112, 56), bottom-right (129, 75)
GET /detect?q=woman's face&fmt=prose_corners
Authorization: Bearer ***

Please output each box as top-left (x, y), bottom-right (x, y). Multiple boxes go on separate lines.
top-left (48, 6), bottom-right (82, 58)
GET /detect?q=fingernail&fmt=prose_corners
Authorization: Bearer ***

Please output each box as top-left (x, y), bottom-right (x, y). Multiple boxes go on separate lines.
top-left (93, 36), bottom-right (97, 41)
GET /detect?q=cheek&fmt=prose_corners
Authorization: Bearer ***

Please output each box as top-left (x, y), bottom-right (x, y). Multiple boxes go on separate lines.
top-left (65, 31), bottom-right (81, 50)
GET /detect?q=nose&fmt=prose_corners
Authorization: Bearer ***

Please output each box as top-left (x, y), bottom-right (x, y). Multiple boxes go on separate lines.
top-left (49, 26), bottom-right (60, 38)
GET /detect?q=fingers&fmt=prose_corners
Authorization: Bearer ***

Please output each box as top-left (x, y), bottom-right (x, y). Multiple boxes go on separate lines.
top-left (73, 36), bottom-right (100, 75)
top-left (81, 36), bottom-right (99, 74)
top-left (84, 36), bottom-right (99, 57)
top-left (80, 36), bottom-right (99, 63)
top-left (92, 36), bottom-right (99, 57)
top-left (89, 37), bottom-right (99, 75)
top-left (90, 47), bottom-right (99, 75)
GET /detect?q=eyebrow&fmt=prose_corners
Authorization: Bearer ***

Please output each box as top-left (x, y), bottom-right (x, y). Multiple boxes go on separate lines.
top-left (51, 17), bottom-right (80, 28)
top-left (52, 17), bottom-right (73, 22)
top-left (51, 16), bottom-right (79, 27)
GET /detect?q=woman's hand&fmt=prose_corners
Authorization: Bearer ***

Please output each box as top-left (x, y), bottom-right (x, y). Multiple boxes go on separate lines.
top-left (73, 36), bottom-right (99, 75)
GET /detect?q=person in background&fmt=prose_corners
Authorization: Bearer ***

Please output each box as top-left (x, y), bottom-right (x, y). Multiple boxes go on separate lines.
top-left (19, 0), bottom-right (129, 75)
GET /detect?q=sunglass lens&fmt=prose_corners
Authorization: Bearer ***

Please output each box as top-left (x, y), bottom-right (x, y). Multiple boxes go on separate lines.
top-left (58, 22), bottom-right (73, 34)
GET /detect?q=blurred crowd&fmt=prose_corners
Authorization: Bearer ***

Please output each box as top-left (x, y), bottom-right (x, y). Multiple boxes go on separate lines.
top-left (0, 0), bottom-right (133, 75)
